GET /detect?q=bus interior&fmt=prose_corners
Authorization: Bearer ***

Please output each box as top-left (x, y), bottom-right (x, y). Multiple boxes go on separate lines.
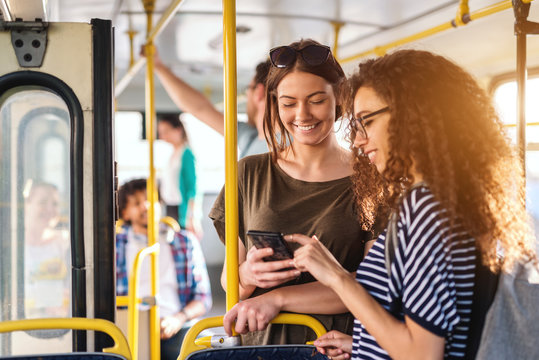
top-left (1, 0), bottom-right (538, 359)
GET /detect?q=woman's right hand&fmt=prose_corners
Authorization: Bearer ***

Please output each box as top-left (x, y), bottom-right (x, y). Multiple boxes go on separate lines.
top-left (314, 330), bottom-right (353, 360)
top-left (139, 45), bottom-right (164, 68)
top-left (239, 246), bottom-right (301, 289)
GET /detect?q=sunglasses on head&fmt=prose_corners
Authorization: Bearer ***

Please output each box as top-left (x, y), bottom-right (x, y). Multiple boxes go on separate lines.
top-left (269, 44), bottom-right (332, 68)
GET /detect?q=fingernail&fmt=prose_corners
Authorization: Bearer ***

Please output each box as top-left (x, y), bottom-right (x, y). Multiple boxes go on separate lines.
top-left (312, 235), bottom-right (319, 240)
top-left (294, 271), bottom-right (301, 276)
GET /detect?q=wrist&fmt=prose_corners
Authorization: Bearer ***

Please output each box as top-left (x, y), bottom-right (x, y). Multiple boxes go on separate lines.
top-left (269, 288), bottom-right (285, 311)
top-left (333, 269), bottom-right (354, 294)
top-left (238, 262), bottom-right (252, 288)
top-left (177, 309), bottom-right (189, 322)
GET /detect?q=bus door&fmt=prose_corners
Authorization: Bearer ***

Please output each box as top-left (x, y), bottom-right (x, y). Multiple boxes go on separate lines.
top-left (0, 15), bottom-right (115, 356)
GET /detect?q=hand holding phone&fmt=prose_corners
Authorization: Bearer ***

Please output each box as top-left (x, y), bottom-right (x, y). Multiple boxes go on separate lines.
top-left (246, 230), bottom-right (293, 262)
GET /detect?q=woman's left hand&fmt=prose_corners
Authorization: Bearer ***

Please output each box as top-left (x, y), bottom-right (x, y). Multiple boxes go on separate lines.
top-left (285, 234), bottom-right (348, 288)
top-left (222, 292), bottom-right (281, 336)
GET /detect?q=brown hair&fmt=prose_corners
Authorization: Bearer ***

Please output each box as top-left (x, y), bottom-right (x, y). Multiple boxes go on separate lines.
top-left (263, 39), bottom-right (346, 161)
top-left (157, 113), bottom-right (189, 144)
top-left (345, 49), bottom-right (536, 271)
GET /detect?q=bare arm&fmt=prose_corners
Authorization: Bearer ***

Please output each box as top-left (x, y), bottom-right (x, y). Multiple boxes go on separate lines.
top-left (223, 278), bottom-right (349, 336)
top-left (291, 234), bottom-right (444, 360)
top-left (160, 299), bottom-right (207, 339)
top-left (220, 239), bottom-right (300, 300)
top-left (152, 59), bottom-right (225, 135)
top-left (333, 272), bottom-right (444, 360)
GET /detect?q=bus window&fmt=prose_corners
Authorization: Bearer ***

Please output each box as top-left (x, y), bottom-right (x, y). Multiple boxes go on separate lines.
top-left (494, 78), bottom-right (539, 240)
top-left (0, 88), bottom-right (72, 353)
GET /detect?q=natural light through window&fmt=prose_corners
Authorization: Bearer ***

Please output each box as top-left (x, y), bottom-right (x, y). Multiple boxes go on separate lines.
top-left (494, 78), bottom-right (539, 238)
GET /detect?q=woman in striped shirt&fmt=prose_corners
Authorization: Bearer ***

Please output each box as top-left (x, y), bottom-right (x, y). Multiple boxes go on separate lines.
top-left (288, 50), bottom-right (535, 359)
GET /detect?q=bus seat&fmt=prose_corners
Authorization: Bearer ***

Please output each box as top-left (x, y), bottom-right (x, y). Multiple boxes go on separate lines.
top-left (0, 318), bottom-right (131, 360)
top-left (184, 345), bottom-right (330, 360)
top-left (0, 354), bottom-right (127, 359)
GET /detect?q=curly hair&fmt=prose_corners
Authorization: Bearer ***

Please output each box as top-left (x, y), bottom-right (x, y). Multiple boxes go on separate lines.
top-left (264, 38), bottom-right (345, 161)
top-left (345, 49), bottom-right (536, 271)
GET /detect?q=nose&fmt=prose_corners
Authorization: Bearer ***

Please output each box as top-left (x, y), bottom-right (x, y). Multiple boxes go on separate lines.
top-left (296, 101), bottom-right (311, 121)
top-left (353, 132), bottom-right (368, 151)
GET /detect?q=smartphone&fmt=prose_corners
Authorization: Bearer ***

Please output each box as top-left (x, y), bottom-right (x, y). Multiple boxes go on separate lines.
top-left (246, 230), bottom-right (293, 262)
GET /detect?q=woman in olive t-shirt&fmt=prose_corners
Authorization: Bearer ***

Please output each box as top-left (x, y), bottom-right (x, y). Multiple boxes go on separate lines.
top-left (209, 39), bottom-right (380, 345)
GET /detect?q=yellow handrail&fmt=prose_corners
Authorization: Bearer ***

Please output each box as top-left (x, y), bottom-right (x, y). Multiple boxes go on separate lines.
top-left (0, 318), bottom-right (132, 360)
top-left (177, 314), bottom-right (327, 360)
top-left (115, 0), bottom-right (187, 97)
top-left (331, 21), bottom-right (345, 58)
top-left (141, 1), bottom-right (161, 358)
top-left (128, 242), bottom-right (160, 360)
top-left (339, 0), bottom-right (534, 64)
top-left (223, 0), bottom-right (240, 315)
top-left (179, 4), bottom-right (332, 358)
top-left (160, 216), bottom-right (181, 232)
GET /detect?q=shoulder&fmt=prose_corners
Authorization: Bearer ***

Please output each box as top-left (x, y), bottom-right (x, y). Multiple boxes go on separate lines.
top-left (237, 121), bottom-right (257, 134)
top-left (399, 184), bottom-right (441, 224)
top-left (169, 230), bottom-right (192, 252)
top-left (116, 225), bottom-right (130, 241)
top-left (238, 152), bottom-right (272, 173)
top-left (182, 146), bottom-right (195, 159)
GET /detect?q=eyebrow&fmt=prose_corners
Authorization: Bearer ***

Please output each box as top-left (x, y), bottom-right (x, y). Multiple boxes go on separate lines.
top-left (278, 90), bottom-right (327, 100)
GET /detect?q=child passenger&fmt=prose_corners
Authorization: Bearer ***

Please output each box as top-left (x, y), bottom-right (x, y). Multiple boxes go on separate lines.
top-left (285, 50), bottom-right (536, 359)
top-left (211, 39), bottom-right (380, 345)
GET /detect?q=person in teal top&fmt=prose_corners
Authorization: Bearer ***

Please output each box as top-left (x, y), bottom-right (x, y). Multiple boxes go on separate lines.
top-left (158, 114), bottom-right (201, 237)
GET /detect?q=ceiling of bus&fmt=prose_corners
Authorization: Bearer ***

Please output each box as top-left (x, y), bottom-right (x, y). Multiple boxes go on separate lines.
top-left (4, 0), bottom-right (539, 110)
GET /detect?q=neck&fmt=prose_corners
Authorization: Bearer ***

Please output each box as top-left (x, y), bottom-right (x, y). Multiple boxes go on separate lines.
top-left (278, 132), bottom-right (351, 182)
top-left (173, 140), bottom-right (185, 150)
top-left (291, 133), bottom-right (341, 164)
top-left (409, 161), bottom-right (424, 185)
top-left (131, 224), bottom-right (148, 236)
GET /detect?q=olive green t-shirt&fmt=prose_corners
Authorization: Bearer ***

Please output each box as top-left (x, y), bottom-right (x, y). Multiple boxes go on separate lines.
top-left (209, 152), bottom-right (371, 345)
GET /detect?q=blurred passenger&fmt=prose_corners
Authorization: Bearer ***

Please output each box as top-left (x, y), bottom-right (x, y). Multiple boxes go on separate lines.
top-left (157, 114), bottom-right (201, 236)
top-left (116, 178), bottom-right (212, 360)
top-left (214, 39), bottom-right (380, 345)
top-left (285, 50), bottom-right (537, 359)
top-left (24, 181), bottom-right (70, 318)
top-left (143, 47), bottom-right (270, 158)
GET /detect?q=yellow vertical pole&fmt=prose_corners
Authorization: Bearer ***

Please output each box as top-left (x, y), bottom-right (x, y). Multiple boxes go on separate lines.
top-left (222, 0), bottom-right (239, 314)
top-left (142, 0), bottom-right (160, 359)
top-left (126, 30), bottom-right (138, 67)
top-left (331, 21), bottom-right (344, 58)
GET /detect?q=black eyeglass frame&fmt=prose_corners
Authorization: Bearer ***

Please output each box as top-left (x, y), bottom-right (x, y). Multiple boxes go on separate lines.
top-left (269, 44), bottom-right (332, 68)
top-left (352, 106), bottom-right (390, 139)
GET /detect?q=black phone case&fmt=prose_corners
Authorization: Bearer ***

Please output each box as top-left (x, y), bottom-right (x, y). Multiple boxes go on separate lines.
top-left (246, 230), bottom-right (293, 261)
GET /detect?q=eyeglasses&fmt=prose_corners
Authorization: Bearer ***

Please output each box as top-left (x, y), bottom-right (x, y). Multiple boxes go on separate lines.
top-left (351, 106), bottom-right (390, 139)
top-left (269, 44), bottom-right (332, 68)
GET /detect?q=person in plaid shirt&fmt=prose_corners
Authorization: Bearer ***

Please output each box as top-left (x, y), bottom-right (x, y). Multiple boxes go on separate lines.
top-left (116, 178), bottom-right (211, 360)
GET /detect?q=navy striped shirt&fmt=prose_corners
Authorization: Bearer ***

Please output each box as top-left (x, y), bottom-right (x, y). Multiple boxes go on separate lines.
top-left (352, 185), bottom-right (476, 359)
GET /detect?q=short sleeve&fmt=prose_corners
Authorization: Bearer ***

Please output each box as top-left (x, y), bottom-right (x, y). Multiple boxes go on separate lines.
top-left (389, 189), bottom-right (460, 337)
top-left (208, 158), bottom-right (246, 245)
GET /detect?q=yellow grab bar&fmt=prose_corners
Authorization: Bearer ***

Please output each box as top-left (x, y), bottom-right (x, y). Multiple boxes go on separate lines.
top-left (177, 314), bottom-right (327, 360)
top-left (128, 242), bottom-right (160, 360)
top-left (160, 216), bottom-right (181, 232)
top-left (0, 318), bottom-right (132, 360)
top-left (340, 0), bottom-right (531, 63)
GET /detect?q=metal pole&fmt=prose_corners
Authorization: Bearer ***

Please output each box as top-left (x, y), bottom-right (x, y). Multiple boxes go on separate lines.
top-left (222, 0), bottom-right (240, 316)
top-left (516, 31), bottom-right (527, 179)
